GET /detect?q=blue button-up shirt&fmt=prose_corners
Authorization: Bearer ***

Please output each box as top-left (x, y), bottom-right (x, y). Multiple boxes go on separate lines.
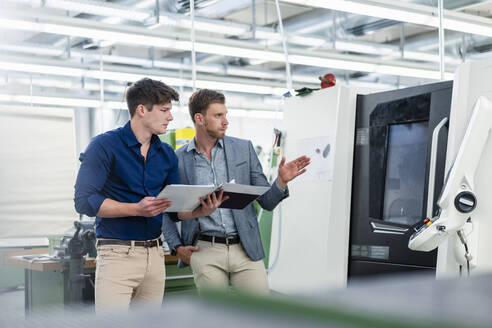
top-left (74, 121), bottom-right (179, 240)
top-left (187, 138), bottom-right (238, 237)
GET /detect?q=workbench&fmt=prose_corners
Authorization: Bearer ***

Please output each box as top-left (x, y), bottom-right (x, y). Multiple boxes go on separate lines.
top-left (3, 248), bottom-right (195, 313)
top-left (0, 239), bottom-right (48, 290)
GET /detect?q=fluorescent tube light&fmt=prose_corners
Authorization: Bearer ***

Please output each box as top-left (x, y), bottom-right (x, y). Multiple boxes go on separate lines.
top-left (0, 43), bottom-right (65, 57)
top-left (280, 0), bottom-right (492, 38)
top-left (0, 61), bottom-right (84, 77)
top-left (280, 0), bottom-right (438, 26)
top-left (0, 94), bottom-right (101, 107)
top-left (0, 17), bottom-right (191, 51)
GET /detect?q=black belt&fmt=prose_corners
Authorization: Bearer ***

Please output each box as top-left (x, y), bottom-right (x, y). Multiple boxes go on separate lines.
top-left (199, 235), bottom-right (240, 245)
top-left (97, 239), bottom-right (162, 248)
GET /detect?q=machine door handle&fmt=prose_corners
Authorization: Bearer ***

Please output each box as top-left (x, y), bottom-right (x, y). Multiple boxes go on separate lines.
top-left (426, 117), bottom-right (448, 219)
top-left (371, 221), bottom-right (409, 235)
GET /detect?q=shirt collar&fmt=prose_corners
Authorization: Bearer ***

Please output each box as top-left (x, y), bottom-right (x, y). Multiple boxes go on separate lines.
top-left (122, 121), bottom-right (140, 147)
top-left (151, 134), bottom-right (162, 146)
top-left (186, 138), bottom-right (197, 152)
top-left (122, 121), bottom-right (161, 148)
top-left (186, 137), bottom-right (223, 152)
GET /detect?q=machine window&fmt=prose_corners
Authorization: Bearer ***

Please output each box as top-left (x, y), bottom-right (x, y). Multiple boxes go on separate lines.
top-left (382, 121), bottom-right (429, 225)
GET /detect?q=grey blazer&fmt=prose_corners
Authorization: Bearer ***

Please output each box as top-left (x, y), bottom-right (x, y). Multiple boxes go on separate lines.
top-left (162, 136), bottom-right (288, 266)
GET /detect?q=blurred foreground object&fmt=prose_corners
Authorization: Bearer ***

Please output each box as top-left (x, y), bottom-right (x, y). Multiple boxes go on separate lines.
top-left (1, 272), bottom-right (491, 327)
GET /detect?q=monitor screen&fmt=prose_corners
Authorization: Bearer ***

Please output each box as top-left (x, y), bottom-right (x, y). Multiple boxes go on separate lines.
top-left (382, 121), bottom-right (429, 225)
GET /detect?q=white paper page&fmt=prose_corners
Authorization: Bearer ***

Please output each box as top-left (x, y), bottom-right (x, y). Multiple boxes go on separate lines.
top-left (157, 184), bottom-right (215, 212)
top-left (295, 135), bottom-right (335, 182)
top-left (221, 183), bottom-right (270, 195)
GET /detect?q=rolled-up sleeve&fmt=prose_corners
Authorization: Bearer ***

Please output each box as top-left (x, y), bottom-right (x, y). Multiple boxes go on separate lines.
top-left (74, 139), bottom-right (112, 217)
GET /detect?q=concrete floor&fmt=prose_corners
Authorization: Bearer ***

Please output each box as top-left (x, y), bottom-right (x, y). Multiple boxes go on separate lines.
top-left (0, 287), bottom-right (25, 319)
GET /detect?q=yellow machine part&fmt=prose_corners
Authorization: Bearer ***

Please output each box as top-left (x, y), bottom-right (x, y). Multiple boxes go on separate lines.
top-left (175, 128), bottom-right (195, 149)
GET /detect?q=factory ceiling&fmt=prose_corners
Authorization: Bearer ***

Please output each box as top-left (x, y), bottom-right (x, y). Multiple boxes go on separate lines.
top-left (1, 0), bottom-right (492, 114)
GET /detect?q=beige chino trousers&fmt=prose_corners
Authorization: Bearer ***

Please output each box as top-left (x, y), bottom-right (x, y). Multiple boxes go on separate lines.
top-left (95, 241), bottom-right (165, 313)
top-left (190, 240), bottom-right (269, 295)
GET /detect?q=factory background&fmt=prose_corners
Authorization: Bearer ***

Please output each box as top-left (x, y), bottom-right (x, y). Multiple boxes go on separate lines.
top-left (1, 1), bottom-right (492, 327)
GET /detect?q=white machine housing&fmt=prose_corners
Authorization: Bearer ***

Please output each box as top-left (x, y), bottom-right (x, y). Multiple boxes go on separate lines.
top-left (409, 97), bottom-right (492, 262)
top-left (410, 59), bottom-right (492, 277)
top-left (268, 84), bottom-right (371, 293)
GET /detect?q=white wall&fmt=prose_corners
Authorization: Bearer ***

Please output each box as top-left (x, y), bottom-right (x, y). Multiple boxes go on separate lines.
top-left (170, 106), bottom-right (282, 169)
top-left (0, 106), bottom-right (78, 238)
top-left (227, 115), bottom-right (280, 160)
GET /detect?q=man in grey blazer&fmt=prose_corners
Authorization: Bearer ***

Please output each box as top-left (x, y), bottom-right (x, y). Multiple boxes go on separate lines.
top-left (162, 89), bottom-right (310, 294)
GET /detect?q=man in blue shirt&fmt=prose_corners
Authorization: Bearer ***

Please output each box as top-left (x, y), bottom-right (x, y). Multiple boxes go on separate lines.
top-left (74, 78), bottom-right (179, 312)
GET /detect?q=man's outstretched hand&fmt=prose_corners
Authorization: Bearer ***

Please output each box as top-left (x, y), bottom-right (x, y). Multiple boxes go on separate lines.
top-left (277, 155), bottom-right (311, 189)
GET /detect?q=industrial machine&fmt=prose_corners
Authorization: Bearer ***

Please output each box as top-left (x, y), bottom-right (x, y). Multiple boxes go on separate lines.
top-left (269, 59), bottom-right (492, 293)
top-left (349, 81), bottom-right (453, 278)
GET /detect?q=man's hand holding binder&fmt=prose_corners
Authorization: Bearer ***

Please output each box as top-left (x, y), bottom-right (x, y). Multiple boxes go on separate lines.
top-left (196, 189), bottom-right (229, 217)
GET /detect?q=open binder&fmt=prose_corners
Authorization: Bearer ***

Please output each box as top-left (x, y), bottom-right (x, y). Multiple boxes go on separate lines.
top-left (157, 183), bottom-right (270, 212)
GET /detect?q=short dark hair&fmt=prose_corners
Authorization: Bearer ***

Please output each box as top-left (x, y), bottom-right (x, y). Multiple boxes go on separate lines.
top-left (126, 78), bottom-right (179, 117)
top-left (188, 89), bottom-right (225, 123)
